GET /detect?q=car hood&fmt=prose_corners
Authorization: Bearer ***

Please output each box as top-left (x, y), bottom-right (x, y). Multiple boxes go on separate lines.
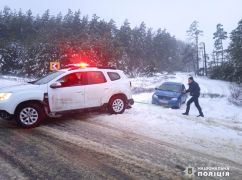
top-left (154, 90), bottom-right (181, 98)
top-left (0, 83), bottom-right (46, 93)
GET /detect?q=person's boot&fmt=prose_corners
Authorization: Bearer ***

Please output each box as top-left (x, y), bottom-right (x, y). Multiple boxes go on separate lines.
top-left (182, 112), bottom-right (188, 115)
top-left (197, 113), bottom-right (204, 117)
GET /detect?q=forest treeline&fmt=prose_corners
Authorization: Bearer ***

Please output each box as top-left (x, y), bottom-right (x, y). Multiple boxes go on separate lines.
top-left (0, 7), bottom-right (195, 77)
top-left (209, 19), bottom-right (242, 83)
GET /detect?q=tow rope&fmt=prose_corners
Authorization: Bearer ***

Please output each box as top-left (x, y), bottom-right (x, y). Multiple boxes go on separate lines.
top-left (134, 101), bottom-right (153, 105)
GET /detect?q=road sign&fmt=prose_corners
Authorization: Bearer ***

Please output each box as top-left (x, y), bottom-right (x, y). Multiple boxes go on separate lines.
top-left (50, 62), bottom-right (60, 71)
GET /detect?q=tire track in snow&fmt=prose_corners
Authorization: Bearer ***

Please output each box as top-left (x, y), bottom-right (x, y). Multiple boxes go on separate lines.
top-left (0, 120), bottom-right (179, 180)
top-left (41, 117), bottom-right (242, 179)
top-left (79, 119), bottom-right (242, 168)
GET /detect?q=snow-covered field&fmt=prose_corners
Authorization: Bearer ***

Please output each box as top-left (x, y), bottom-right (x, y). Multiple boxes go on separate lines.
top-left (0, 73), bottom-right (242, 165)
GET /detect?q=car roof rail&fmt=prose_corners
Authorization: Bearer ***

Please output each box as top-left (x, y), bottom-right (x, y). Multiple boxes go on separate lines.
top-left (93, 66), bottom-right (117, 70)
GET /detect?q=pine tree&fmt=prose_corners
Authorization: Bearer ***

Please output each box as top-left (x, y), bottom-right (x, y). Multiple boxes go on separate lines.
top-left (213, 23), bottom-right (227, 63)
top-left (229, 19), bottom-right (242, 83)
top-left (0, 7), bottom-right (196, 77)
top-left (186, 20), bottom-right (203, 72)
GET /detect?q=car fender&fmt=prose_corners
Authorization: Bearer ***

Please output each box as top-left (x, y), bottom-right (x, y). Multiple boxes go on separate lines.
top-left (101, 89), bottom-right (128, 105)
top-left (6, 91), bottom-right (45, 114)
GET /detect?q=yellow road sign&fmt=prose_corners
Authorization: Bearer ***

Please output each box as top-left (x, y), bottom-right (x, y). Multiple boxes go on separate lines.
top-left (50, 62), bottom-right (60, 71)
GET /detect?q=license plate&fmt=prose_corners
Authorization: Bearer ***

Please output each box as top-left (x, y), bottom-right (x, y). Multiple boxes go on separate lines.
top-left (160, 99), bottom-right (168, 104)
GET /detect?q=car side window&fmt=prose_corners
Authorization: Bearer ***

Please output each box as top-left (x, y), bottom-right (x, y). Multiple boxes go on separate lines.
top-left (57, 72), bottom-right (84, 87)
top-left (87, 71), bottom-right (106, 85)
top-left (107, 72), bottom-right (121, 81)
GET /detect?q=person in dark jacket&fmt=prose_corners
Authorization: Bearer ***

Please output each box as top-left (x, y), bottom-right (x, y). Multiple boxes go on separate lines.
top-left (183, 77), bottom-right (204, 117)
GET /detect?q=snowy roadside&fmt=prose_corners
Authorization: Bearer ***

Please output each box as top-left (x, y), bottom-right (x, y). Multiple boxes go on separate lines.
top-left (125, 73), bottom-right (242, 164)
top-left (91, 100), bottom-right (242, 165)
top-left (131, 72), bottom-right (241, 122)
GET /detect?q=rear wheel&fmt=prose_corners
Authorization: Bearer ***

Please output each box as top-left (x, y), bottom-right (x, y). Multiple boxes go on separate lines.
top-left (15, 103), bottom-right (45, 128)
top-left (108, 96), bottom-right (126, 114)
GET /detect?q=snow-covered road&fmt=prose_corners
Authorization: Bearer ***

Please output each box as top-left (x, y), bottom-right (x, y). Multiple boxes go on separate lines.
top-left (0, 73), bottom-right (242, 179)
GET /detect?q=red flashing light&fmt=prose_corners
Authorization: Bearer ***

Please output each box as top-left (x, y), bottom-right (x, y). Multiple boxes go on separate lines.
top-left (78, 62), bottom-right (89, 68)
top-left (64, 62), bottom-right (89, 69)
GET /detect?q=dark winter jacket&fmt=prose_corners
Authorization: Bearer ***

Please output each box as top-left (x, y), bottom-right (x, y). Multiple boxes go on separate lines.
top-left (186, 81), bottom-right (200, 97)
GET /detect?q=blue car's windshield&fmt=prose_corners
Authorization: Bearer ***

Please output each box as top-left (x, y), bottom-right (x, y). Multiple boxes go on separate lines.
top-left (158, 84), bottom-right (181, 92)
top-left (32, 71), bottom-right (65, 85)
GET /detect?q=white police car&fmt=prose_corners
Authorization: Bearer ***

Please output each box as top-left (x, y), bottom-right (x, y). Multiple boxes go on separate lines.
top-left (0, 64), bottom-right (134, 128)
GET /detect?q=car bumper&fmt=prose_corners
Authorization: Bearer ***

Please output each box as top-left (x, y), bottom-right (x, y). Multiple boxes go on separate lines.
top-left (0, 100), bottom-right (15, 115)
top-left (126, 99), bottom-right (134, 109)
top-left (0, 110), bottom-right (13, 120)
top-left (152, 97), bottom-right (179, 108)
top-left (127, 98), bottom-right (134, 105)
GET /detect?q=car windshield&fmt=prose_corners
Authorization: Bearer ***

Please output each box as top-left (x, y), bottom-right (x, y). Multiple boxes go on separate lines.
top-left (32, 71), bottom-right (65, 85)
top-left (158, 83), bottom-right (181, 92)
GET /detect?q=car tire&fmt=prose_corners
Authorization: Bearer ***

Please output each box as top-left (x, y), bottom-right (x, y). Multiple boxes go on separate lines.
top-left (15, 103), bottom-right (45, 128)
top-left (108, 96), bottom-right (126, 114)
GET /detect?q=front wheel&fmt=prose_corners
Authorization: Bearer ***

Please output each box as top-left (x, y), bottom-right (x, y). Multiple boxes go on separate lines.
top-left (15, 103), bottom-right (45, 128)
top-left (108, 96), bottom-right (126, 114)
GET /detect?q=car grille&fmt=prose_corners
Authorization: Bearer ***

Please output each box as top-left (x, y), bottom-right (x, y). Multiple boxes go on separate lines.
top-left (157, 96), bottom-right (172, 101)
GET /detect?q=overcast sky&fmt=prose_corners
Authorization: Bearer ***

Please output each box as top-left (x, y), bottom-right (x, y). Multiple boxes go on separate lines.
top-left (1, 0), bottom-right (242, 54)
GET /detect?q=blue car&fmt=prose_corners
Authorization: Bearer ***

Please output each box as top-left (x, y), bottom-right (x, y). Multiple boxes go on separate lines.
top-left (152, 82), bottom-right (187, 108)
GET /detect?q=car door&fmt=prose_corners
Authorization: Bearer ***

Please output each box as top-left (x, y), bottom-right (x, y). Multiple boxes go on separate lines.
top-left (48, 72), bottom-right (86, 112)
top-left (84, 71), bottom-right (107, 108)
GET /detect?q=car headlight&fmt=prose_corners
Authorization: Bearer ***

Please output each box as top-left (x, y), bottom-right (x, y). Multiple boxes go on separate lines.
top-left (0, 93), bottom-right (12, 101)
top-left (171, 98), bottom-right (178, 101)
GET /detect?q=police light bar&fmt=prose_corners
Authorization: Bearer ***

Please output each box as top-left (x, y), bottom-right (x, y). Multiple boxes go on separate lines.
top-left (79, 63), bottom-right (89, 68)
top-left (64, 63), bottom-right (117, 70)
top-left (64, 63), bottom-right (89, 68)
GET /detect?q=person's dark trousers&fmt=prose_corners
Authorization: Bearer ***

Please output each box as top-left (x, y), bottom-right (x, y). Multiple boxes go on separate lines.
top-left (185, 96), bottom-right (203, 116)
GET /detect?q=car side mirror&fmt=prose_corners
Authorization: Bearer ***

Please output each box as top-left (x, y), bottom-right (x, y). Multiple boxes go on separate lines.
top-left (50, 82), bottom-right (62, 89)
